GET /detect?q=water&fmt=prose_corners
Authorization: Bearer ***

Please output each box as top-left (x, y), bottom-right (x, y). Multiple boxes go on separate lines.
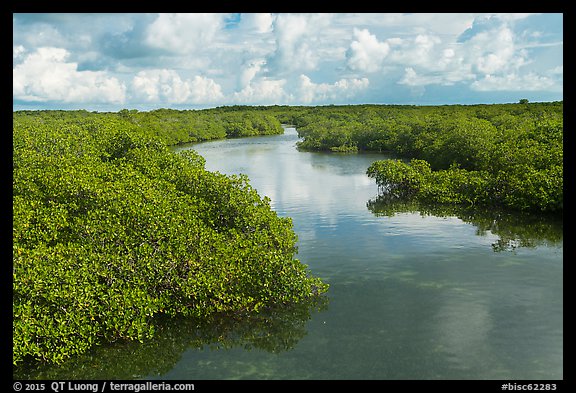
top-left (18, 127), bottom-right (563, 380)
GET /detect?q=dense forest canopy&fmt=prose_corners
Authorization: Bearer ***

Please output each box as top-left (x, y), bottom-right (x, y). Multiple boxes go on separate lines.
top-left (13, 101), bottom-right (562, 366)
top-left (13, 109), bottom-right (326, 365)
top-left (281, 102), bottom-right (563, 212)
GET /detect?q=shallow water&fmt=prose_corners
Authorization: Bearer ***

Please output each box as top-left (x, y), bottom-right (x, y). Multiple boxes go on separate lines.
top-left (168, 127), bottom-right (563, 380)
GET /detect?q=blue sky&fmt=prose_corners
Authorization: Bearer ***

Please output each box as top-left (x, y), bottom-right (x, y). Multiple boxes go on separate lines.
top-left (13, 13), bottom-right (563, 111)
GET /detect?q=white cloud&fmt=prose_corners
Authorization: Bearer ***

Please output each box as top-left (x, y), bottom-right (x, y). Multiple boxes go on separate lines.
top-left (239, 13), bottom-right (275, 33)
top-left (469, 26), bottom-right (525, 75)
top-left (132, 69), bottom-right (186, 103)
top-left (188, 75), bottom-right (225, 103)
top-left (232, 74), bottom-right (370, 105)
top-left (297, 74), bottom-right (369, 103)
top-left (131, 70), bottom-right (223, 104)
top-left (399, 67), bottom-right (449, 88)
top-left (268, 13), bottom-right (333, 73)
top-left (394, 18), bottom-right (546, 91)
top-left (471, 73), bottom-right (556, 91)
top-left (12, 13), bottom-right (563, 108)
top-left (338, 13), bottom-right (476, 37)
top-left (399, 67), bottom-right (424, 87)
top-left (239, 59), bottom-right (266, 89)
top-left (144, 13), bottom-right (225, 54)
top-left (346, 28), bottom-right (390, 73)
top-left (345, 28), bottom-right (476, 88)
top-left (387, 34), bottom-right (443, 68)
top-left (233, 78), bottom-right (287, 104)
top-left (13, 46), bottom-right (125, 104)
top-left (385, 36), bottom-right (474, 88)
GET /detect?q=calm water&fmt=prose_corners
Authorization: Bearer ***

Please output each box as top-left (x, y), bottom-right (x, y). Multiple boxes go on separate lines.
top-left (17, 127), bottom-right (563, 380)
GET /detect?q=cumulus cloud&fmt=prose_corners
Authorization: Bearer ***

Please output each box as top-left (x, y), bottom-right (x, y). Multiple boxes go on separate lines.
top-left (345, 28), bottom-right (474, 87)
top-left (132, 69), bottom-right (188, 103)
top-left (233, 78), bottom-right (287, 104)
top-left (399, 67), bottom-right (430, 87)
top-left (232, 74), bottom-right (369, 105)
top-left (238, 59), bottom-right (266, 89)
top-left (239, 13), bottom-right (275, 33)
top-left (297, 74), bottom-right (369, 104)
top-left (455, 16), bottom-right (558, 93)
top-left (12, 13), bottom-right (562, 108)
top-left (470, 73), bottom-right (556, 91)
top-left (394, 16), bottom-right (552, 92)
top-left (346, 28), bottom-right (390, 73)
top-left (131, 70), bottom-right (223, 104)
top-left (267, 13), bottom-right (333, 74)
top-left (188, 75), bottom-right (225, 103)
top-left (467, 25), bottom-right (526, 75)
top-left (13, 46), bottom-right (125, 104)
top-left (144, 13), bottom-right (226, 54)
top-left (388, 34), bottom-right (443, 67)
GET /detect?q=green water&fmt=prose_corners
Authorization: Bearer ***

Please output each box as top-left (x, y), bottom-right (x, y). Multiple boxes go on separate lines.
top-left (16, 127), bottom-right (562, 380)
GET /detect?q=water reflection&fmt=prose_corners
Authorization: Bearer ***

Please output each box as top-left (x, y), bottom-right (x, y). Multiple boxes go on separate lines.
top-left (167, 129), bottom-right (563, 379)
top-left (367, 196), bottom-right (563, 252)
top-left (13, 298), bottom-right (328, 380)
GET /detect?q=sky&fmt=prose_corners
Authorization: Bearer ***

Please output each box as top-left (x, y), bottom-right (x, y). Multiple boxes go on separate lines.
top-left (13, 13), bottom-right (563, 111)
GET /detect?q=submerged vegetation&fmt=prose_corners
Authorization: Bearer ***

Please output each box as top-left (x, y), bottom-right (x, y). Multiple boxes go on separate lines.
top-left (15, 296), bottom-right (328, 380)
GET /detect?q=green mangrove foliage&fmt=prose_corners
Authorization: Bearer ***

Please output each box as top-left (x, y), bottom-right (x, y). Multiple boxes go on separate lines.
top-left (13, 110), bottom-right (327, 366)
top-left (116, 107), bottom-right (284, 145)
top-left (284, 102), bottom-right (562, 212)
